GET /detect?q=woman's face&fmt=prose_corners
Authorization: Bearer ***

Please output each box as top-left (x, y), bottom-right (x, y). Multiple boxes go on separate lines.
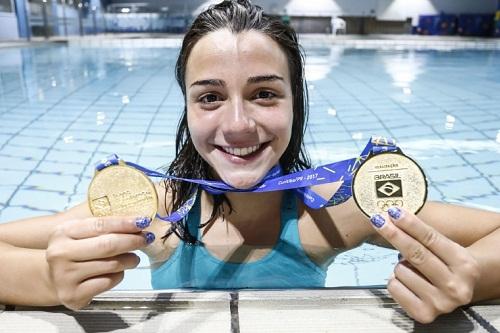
top-left (185, 29), bottom-right (293, 189)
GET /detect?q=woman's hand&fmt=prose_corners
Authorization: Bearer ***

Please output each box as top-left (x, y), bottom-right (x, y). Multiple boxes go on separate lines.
top-left (369, 207), bottom-right (481, 324)
top-left (45, 216), bottom-right (155, 310)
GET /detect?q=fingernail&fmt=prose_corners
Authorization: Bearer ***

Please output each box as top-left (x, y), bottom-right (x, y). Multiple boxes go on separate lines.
top-left (388, 206), bottom-right (402, 220)
top-left (397, 252), bottom-right (403, 261)
top-left (370, 214), bottom-right (385, 228)
top-left (135, 217), bottom-right (151, 229)
top-left (144, 232), bottom-right (155, 244)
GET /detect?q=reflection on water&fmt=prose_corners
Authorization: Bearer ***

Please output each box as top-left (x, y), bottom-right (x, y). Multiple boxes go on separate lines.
top-left (0, 46), bottom-right (179, 106)
top-left (381, 51), bottom-right (427, 88)
top-left (404, 139), bottom-right (500, 155)
top-left (445, 114), bottom-right (456, 130)
top-left (304, 46), bottom-right (344, 81)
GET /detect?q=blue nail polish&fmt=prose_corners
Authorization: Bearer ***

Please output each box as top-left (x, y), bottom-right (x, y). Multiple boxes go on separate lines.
top-left (144, 232), bottom-right (155, 244)
top-left (397, 252), bottom-right (403, 261)
top-left (135, 217), bottom-right (151, 229)
top-left (388, 207), bottom-right (402, 220)
top-left (370, 214), bottom-right (385, 228)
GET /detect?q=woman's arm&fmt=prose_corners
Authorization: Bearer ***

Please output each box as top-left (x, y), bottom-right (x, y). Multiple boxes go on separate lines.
top-left (0, 202), bottom-right (91, 249)
top-left (415, 202), bottom-right (500, 300)
top-left (370, 201), bottom-right (500, 301)
top-left (0, 181), bottom-right (175, 308)
top-left (0, 204), bottom-right (93, 306)
top-left (368, 201), bottom-right (500, 249)
top-left (468, 226), bottom-right (500, 302)
top-left (0, 210), bottom-right (153, 309)
top-left (0, 241), bottom-right (59, 306)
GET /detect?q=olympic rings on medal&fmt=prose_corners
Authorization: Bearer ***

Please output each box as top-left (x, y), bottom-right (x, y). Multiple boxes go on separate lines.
top-left (376, 199), bottom-right (404, 212)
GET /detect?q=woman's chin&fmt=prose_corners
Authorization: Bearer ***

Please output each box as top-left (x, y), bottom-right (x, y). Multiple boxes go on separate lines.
top-left (222, 174), bottom-right (263, 190)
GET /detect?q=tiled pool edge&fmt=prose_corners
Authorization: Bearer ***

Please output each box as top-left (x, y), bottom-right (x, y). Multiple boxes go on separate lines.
top-left (2, 289), bottom-right (500, 332)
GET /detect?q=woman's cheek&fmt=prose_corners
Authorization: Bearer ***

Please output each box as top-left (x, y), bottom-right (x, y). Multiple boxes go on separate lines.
top-left (274, 110), bottom-right (293, 141)
top-left (187, 110), bottom-right (208, 144)
top-left (188, 124), bottom-right (210, 153)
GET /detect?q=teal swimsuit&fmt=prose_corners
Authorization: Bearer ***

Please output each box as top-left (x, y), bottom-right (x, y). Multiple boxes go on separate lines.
top-left (151, 191), bottom-right (326, 289)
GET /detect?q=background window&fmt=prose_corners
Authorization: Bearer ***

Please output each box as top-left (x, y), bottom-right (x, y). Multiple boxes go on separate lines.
top-left (0, 0), bottom-right (13, 12)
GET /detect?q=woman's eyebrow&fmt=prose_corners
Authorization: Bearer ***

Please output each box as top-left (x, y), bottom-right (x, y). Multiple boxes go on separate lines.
top-left (190, 79), bottom-right (225, 88)
top-left (189, 75), bottom-right (283, 88)
top-left (247, 74), bottom-right (284, 84)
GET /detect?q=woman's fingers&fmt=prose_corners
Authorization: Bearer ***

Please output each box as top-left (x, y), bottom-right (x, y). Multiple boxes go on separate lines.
top-left (384, 207), bottom-right (479, 289)
top-left (46, 215), bottom-right (156, 311)
top-left (56, 254), bottom-right (139, 310)
top-left (386, 207), bottom-right (466, 266)
top-left (61, 272), bottom-right (126, 310)
top-left (47, 215), bottom-right (155, 262)
top-left (64, 216), bottom-right (152, 240)
top-left (394, 261), bottom-right (440, 304)
top-left (70, 233), bottom-right (150, 261)
top-left (369, 211), bottom-right (452, 287)
top-left (395, 261), bottom-right (462, 317)
top-left (371, 207), bottom-right (481, 322)
top-left (75, 253), bottom-right (141, 281)
top-left (387, 275), bottom-right (437, 324)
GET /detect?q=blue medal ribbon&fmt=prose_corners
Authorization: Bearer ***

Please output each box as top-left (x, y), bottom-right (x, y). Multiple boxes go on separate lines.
top-left (94, 136), bottom-right (399, 223)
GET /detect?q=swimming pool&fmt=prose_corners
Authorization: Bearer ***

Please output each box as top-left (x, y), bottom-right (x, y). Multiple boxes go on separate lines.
top-left (1, 39), bottom-right (499, 290)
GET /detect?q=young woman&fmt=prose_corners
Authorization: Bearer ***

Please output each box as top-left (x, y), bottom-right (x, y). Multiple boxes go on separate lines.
top-left (1, 0), bottom-right (499, 324)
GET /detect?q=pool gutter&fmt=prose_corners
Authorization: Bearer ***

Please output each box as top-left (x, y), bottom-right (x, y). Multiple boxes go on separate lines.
top-left (2, 288), bottom-right (500, 332)
top-left (2, 34), bottom-right (500, 50)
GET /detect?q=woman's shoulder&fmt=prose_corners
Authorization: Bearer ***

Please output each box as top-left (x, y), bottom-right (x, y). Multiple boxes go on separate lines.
top-left (297, 182), bottom-right (377, 267)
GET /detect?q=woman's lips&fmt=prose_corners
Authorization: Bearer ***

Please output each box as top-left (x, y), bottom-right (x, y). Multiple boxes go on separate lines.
top-left (220, 144), bottom-right (261, 157)
top-left (215, 142), bottom-right (269, 162)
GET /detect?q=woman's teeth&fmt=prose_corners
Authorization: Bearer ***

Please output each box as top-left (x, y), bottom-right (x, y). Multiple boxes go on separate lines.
top-left (222, 144), bottom-right (261, 157)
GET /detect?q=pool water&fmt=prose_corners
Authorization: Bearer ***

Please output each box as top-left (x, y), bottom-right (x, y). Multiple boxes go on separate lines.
top-left (1, 41), bottom-right (499, 289)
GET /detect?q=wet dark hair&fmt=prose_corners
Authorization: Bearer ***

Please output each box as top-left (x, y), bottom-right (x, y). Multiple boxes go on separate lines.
top-left (162, 0), bottom-right (311, 244)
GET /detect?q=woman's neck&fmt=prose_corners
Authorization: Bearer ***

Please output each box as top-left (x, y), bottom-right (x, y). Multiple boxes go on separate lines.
top-left (201, 190), bottom-right (284, 229)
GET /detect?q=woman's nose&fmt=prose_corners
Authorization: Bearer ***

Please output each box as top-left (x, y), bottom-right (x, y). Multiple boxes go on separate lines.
top-left (221, 99), bottom-right (256, 135)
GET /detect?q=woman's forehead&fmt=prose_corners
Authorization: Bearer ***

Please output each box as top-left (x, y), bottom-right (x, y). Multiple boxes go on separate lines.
top-left (185, 29), bottom-right (290, 85)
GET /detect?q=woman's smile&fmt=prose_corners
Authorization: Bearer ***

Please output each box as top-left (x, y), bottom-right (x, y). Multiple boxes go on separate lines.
top-left (219, 143), bottom-right (262, 157)
top-left (215, 141), bottom-right (271, 165)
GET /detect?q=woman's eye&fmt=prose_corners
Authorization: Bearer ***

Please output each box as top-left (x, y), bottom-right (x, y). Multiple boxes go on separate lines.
top-left (200, 94), bottom-right (221, 104)
top-left (255, 91), bottom-right (276, 100)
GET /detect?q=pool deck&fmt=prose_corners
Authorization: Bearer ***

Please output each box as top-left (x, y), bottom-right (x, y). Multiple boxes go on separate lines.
top-left (1, 34), bottom-right (500, 50)
top-left (1, 289), bottom-right (500, 332)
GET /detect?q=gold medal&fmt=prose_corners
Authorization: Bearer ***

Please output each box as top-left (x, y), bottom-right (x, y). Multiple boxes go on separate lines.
top-left (352, 152), bottom-right (427, 217)
top-left (88, 162), bottom-right (158, 219)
